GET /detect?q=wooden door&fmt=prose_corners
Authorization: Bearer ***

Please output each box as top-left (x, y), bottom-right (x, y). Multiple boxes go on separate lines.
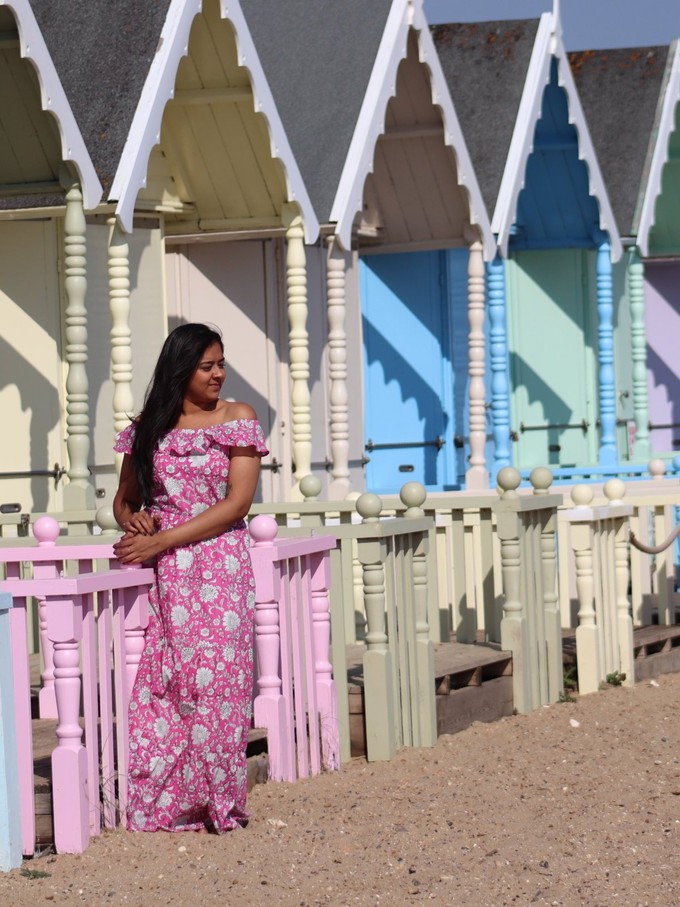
top-left (360, 250), bottom-right (461, 493)
top-left (165, 238), bottom-right (286, 501)
top-left (507, 249), bottom-right (598, 469)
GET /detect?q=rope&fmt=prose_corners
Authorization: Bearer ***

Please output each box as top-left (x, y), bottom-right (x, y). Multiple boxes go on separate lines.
top-left (629, 524), bottom-right (680, 555)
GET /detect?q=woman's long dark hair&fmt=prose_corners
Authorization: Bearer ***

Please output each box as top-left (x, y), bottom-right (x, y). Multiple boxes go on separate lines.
top-left (131, 323), bottom-right (224, 505)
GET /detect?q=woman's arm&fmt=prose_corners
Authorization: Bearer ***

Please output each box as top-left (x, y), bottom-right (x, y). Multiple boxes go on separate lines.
top-left (112, 455), bottom-right (156, 535)
top-left (113, 447), bottom-right (261, 564)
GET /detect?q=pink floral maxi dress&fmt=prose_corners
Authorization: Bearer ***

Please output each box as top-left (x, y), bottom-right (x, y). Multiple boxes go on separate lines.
top-left (114, 419), bottom-right (268, 832)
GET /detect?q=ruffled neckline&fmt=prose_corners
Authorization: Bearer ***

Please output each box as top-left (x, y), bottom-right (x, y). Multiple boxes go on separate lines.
top-left (166, 418), bottom-right (254, 433)
top-left (158, 419), bottom-right (267, 455)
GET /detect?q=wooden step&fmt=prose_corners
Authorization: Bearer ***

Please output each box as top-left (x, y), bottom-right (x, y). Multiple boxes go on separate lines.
top-left (346, 639), bottom-right (513, 755)
top-left (633, 624), bottom-right (680, 681)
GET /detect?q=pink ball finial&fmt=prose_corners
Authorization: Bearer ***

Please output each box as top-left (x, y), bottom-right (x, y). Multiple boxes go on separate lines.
top-left (33, 515), bottom-right (60, 546)
top-left (248, 514), bottom-right (279, 545)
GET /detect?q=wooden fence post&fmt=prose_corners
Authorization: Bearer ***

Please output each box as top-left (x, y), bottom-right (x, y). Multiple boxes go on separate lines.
top-left (356, 493), bottom-right (396, 762)
top-left (47, 589), bottom-right (89, 853)
top-left (495, 468), bottom-right (532, 714)
top-left (400, 483), bottom-right (436, 748)
top-left (570, 485), bottom-right (602, 696)
top-left (249, 515), bottom-right (292, 782)
top-left (310, 552), bottom-right (340, 770)
top-left (531, 468), bottom-right (564, 702)
top-left (604, 480), bottom-right (634, 688)
top-left (0, 591), bottom-right (21, 871)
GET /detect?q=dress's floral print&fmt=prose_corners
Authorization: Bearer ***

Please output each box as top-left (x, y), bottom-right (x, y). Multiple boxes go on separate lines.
top-left (115, 419), bottom-right (268, 833)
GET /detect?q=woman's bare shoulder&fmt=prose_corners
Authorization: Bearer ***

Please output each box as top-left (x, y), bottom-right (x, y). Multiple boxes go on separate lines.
top-left (222, 400), bottom-right (257, 422)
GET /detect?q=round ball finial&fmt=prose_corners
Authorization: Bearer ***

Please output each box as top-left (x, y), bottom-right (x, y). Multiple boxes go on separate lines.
top-left (399, 481), bottom-right (426, 512)
top-left (299, 474), bottom-right (322, 501)
top-left (648, 458), bottom-right (666, 479)
top-left (95, 504), bottom-right (119, 534)
top-left (356, 492), bottom-right (383, 522)
top-left (529, 466), bottom-right (553, 495)
top-left (497, 467), bottom-right (521, 497)
top-left (248, 513), bottom-right (279, 545)
top-left (571, 484), bottom-right (594, 508)
top-left (603, 478), bottom-right (625, 504)
top-left (33, 515), bottom-right (60, 546)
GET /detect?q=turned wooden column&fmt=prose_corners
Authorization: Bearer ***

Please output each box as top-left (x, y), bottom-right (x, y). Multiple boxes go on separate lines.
top-left (108, 219), bottom-right (134, 473)
top-left (283, 204), bottom-right (311, 496)
top-left (61, 170), bottom-right (95, 511)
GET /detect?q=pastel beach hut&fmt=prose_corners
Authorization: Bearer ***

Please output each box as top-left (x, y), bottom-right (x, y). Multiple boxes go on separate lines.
top-left (571, 42), bottom-right (680, 461)
top-left (433, 10), bottom-right (625, 481)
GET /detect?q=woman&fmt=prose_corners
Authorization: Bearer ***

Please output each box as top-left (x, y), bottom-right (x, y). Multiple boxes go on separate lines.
top-left (113, 323), bottom-right (268, 833)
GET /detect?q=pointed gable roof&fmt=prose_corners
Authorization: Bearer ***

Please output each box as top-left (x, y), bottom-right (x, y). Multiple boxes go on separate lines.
top-left (241, 0), bottom-right (494, 256)
top-left (433, 11), bottom-right (622, 261)
top-left (101, 0), bottom-right (317, 238)
top-left (0, 0), bottom-right (102, 209)
top-left (636, 41), bottom-right (680, 256)
top-left (569, 45), bottom-right (671, 240)
top-left (431, 18), bottom-right (540, 222)
top-left (29, 0), bottom-right (168, 205)
top-left (239, 0), bottom-right (394, 230)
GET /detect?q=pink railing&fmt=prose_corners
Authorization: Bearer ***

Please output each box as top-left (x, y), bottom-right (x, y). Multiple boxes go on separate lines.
top-left (250, 515), bottom-right (340, 781)
top-left (0, 517), bottom-right (153, 856)
top-left (0, 514), bottom-right (340, 858)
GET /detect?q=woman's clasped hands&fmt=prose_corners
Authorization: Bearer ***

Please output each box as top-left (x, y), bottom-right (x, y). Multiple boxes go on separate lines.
top-left (113, 510), bottom-right (165, 565)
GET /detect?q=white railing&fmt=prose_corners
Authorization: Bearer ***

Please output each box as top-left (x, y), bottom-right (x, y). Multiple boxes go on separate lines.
top-left (565, 481), bottom-right (635, 695)
top-left (493, 468), bottom-right (563, 713)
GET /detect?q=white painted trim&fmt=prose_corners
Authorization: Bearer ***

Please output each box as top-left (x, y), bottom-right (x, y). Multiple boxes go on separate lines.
top-left (330, 0), bottom-right (412, 250)
top-left (222, 1), bottom-right (319, 244)
top-left (637, 41), bottom-right (680, 257)
top-left (110, 0), bottom-right (201, 232)
top-left (111, 0), bottom-right (319, 241)
top-left (0, 0), bottom-right (102, 209)
top-left (493, 13), bottom-right (553, 255)
top-left (494, 11), bottom-right (623, 262)
top-left (554, 32), bottom-right (622, 262)
top-left (411, 0), bottom-right (495, 260)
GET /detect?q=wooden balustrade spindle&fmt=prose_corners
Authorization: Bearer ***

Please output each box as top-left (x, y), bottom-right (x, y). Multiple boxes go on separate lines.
top-left (310, 552), bottom-right (340, 770)
top-left (61, 172), bottom-right (95, 511)
top-left (33, 516), bottom-right (61, 719)
top-left (466, 239), bottom-right (488, 489)
top-left (284, 204), bottom-right (312, 495)
top-left (326, 236), bottom-right (351, 499)
top-left (108, 219), bottom-right (134, 474)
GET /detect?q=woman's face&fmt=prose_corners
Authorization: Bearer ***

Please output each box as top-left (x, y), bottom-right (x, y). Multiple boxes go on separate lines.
top-left (184, 341), bottom-right (226, 406)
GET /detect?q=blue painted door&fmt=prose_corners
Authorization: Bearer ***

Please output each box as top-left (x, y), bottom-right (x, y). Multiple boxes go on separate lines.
top-left (360, 250), bottom-right (467, 494)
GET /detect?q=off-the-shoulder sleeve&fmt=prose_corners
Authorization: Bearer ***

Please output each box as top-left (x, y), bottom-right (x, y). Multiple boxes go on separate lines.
top-left (114, 422), bottom-right (136, 455)
top-left (227, 419), bottom-right (268, 456)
